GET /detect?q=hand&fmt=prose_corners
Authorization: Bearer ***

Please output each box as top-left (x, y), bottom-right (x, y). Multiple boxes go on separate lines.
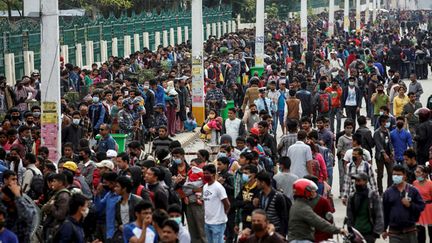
top-left (382, 231), bottom-right (389, 240)
top-left (240, 228), bottom-right (251, 239)
top-left (234, 225), bottom-right (239, 234)
top-left (342, 198), bottom-right (347, 206)
top-left (95, 183), bottom-right (104, 196)
top-left (8, 181), bottom-right (21, 197)
top-left (143, 214), bottom-right (152, 227)
top-left (401, 197), bottom-right (411, 208)
top-left (356, 107), bottom-right (360, 113)
top-left (252, 198), bottom-right (259, 207)
top-left (339, 228), bottom-right (348, 236)
top-left (267, 224), bottom-right (275, 234)
top-left (217, 177), bottom-right (225, 184)
top-left (383, 154), bottom-right (391, 163)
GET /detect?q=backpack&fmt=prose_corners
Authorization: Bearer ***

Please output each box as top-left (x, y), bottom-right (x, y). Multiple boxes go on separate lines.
top-left (318, 92), bottom-right (331, 114)
top-left (27, 169), bottom-right (44, 200)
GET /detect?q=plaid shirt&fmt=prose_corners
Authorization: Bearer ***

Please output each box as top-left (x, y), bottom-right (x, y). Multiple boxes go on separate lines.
top-left (278, 133), bottom-right (297, 157)
top-left (342, 160), bottom-right (378, 199)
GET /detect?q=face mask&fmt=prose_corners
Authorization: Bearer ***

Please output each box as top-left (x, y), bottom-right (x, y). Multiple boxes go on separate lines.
top-left (217, 152), bottom-right (227, 158)
top-left (349, 81), bottom-right (355, 86)
top-left (396, 122), bottom-right (404, 129)
top-left (251, 111), bottom-right (258, 114)
top-left (378, 89), bottom-right (384, 93)
top-left (252, 223), bottom-right (265, 232)
top-left (203, 175), bottom-right (212, 183)
top-left (72, 119), bottom-right (80, 125)
top-left (392, 175), bottom-right (403, 185)
top-left (352, 156), bottom-right (358, 162)
top-left (34, 112), bottom-right (41, 117)
top-left (26, 121), bottom-right (33, 125)
top-left (242, 174), bottom-right (249, 183)
top-left (173, 158), bottom-right (182, 165)
top-left (11, 115), bottom-right (20, 120)
top-left (143, 85), bottom-right (149, 90)
top-left (103, 185), bottom-right (111, 191)
top-left (355, 184), bottom-right (367, 192)
top-left (128, 105), bottom-right (134, 110)
top-left (82, 207), bottom-right (89, 218)
top-left (92, 97), bottom-right (99, 103)
top-left (379, 111), bottom-right (384, 116)
top-left (417, 176), bottom-right (424, 182)
top-left (78, 155), bottom-right (84, 161)
top-left (345, 128), bottom-right (353, 134)
top-left (385, 122), bottom-right (391, 128)
top-left (170, 217), bottom-right (182, 225)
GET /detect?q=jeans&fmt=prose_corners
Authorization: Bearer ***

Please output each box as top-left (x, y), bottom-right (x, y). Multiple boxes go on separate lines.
top-left (329, 107), bottom-right (342, 133)
top-left (205, 223), bottom-right (226, 243)
top-left (376, 158), bottom-right (394, 194)
top-left (327, 168), bottom-right (333, 187)
top-left (338, 158), bottom-right (346, 194)
top-left (272, 111), bottom-right (278, 136)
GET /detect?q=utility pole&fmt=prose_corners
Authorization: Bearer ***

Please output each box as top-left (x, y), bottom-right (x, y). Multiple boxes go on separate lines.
top-left (355, 0), bottom-right (361, 33)
top-left (191, 0), bottom-right (205, 125)
top-left (328, 0), bottom-right (335, 37)
top-left (40, 0), bottom-right (61, 163)
top-left (372, 0), bottom-right (377, 23)
top-left (255, 0), bottom-right (265, 67)
top-left (300, 0), bottom-right (307, 51)
top-left (344, 0), bottom-right (350, 32)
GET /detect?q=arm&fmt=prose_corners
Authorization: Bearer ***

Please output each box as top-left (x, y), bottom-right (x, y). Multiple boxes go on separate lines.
top-left (372, 193), bottom-right (385, 235)
top-left (407, 131), bottom-right (413, 148)
top-left (222, 198), bottom-right (231, 215)
top-left (239, 121), bottom-right (246, 138)
top-left (21, 170), bottom-right (32, 193)
top-left (57, 222), bottom-right (74, 243)
top-left (382, 192), bottom-right (390, 230)
top-left (221, 120), bottom-right (226, 135)
top-left (373, 132), bottom-right (384, 156)
top-left (52, 193), bottom-right (70, 221)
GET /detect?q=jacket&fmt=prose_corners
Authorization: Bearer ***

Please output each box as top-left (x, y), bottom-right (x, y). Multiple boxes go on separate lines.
top-left (242, 86), bottom-right (260, 111)
top-left (147, 182), bottom-right (168, 210)
top-left (115, 194), bottom-right (143, 226)
top-left (373, 127), bottom-right (394, 161)
top-left (341, 86), bottom-right (362, 108)
top-left (355, 126), bottom-right (375, 156)
top-left (288, 198), bottom-right (340, 242)
top-left (95, 191), bottom-right (121, 239)
top-left (61, 124), bottom-right (86, 152)
top-left (258, 189), bottom-right (289, 236)
top-left (347, 189), bottom-right (384, 236)
top-left (56, 216), bottom-right (85, 243)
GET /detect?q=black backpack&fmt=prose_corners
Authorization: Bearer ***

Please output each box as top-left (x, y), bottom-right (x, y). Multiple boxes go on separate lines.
top-left (27, 169), bottom-right (44, 200)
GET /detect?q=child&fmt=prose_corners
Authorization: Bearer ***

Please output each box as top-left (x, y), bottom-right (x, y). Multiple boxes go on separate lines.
top-left (200, 110), bottom-right (222, 142)
top-left (183, 160), bottom-right (204, 205)
top-left (184, 112), bottom-right (197, 132)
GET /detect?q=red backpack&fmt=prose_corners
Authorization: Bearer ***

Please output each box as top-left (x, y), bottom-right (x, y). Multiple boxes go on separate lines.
top-left (318, 92), bottom-right (331, 113)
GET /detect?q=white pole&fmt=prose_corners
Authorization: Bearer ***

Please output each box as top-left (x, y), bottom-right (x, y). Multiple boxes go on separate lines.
top-left (328, 0), bottom-right (335, 37)
top-left (255, 0), bottom-right (265, 67)
top-left (191, 0), bottom-right (205, 125)
top-left (356, 0), bottom-right (361, 33)
top-left (344, 0), bottom-right (350, 32)
top-left (40, 0), bottom-right (61, 163)
top-left (300, 0), bottom-right (308, 51)
top-left (372, 0), bottom-right (377, 23)
top-left (365, 0), bottom-right (370, 25)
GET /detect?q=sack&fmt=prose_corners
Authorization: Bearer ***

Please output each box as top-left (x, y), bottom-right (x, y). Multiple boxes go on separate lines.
top-left (27, 169), bottom-right (44, 200)
top-left (318, 92), bottom-right (331, 113)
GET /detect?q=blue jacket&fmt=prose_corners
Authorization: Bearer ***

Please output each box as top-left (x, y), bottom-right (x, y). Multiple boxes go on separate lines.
top-left (97, 134), bottom-right (116, 154)
top-left (390, 128), bottom-right (413, 161)
top-left (57, 216), bottom-right (85, 243)
top-left (153, 85), bottom-right (166, 108)
top-left (383, 184), bottom-right (425, 230)
top-left (95, 191), bottom-right (121, 239)
top-left (89, 102), bottom-right (106, 130)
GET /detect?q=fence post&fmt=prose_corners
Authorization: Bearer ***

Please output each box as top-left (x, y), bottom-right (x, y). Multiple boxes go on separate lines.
top-left (143, 32), bottom-right (149, 49)
top-left (155, 31), bottom-right (161, 51)
top-left (134, 34), bottom-right (140, 52)
top-left (61, 45), bottom-right (69, 64)
top-left (184, 26), bottom-right (189, 42)
top-left (4, 53), bottom-right (16, 86)
top-left (112, 37), bottom-right (118, 57)
top-left (75, 43), bottom-right (83, 68)
top-left (100, 40), bottom-right (108, 63)
top-left (23, 51), bottom-right (35, 76)
top-left (177, 27), bottom-right (182, 44)
top-left (169, 28), bottom-right (175, 47)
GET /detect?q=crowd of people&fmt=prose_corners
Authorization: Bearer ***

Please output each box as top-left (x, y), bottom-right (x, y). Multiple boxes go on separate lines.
top-left (0, 6), bottom-right (432, 243)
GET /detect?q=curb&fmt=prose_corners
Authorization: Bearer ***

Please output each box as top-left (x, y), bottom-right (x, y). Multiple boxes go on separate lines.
top-left (177, 127), bottom-right (201, 148)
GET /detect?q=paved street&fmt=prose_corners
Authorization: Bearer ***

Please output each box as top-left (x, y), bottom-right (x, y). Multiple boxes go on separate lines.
top-left (182, 74), bottom-right (432, 241)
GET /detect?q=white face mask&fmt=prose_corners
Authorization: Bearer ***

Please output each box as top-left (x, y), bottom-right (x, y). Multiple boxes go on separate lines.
top-left (82, 207), bottom-right (89, 218)
top-left (349, 81), bottom-right (355, 86)
top-left (72, 119), bottom-right (80, 125)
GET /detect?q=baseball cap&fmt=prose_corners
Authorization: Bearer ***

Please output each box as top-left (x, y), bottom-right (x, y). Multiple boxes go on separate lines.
top-left (96, 160), bottom-right (115, 170)
top-left (62, 161), bottom-right (78, 173)
top-left (106, 149), bottom-right (118, 158)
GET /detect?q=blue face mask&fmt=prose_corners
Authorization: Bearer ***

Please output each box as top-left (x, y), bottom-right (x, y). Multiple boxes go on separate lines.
top-left (173, 158), bottom-right (182, 165)
top-left (392, 175), bottom-right (403, 185)
top-left (217, 152), bottom-right (227, 159)
top-left (417, 176), bottom-right (425, 182)
top-left (242, 174), bottom-right (249, 183)
top-left (170, 217), bottom-right (182, 225)
top-left (92, 97), bottom-right (99, 103)
top-left (385, 121), bottom-right (391, 128)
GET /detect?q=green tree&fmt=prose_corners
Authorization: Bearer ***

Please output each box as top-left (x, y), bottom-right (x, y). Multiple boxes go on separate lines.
top-left (0, 0), bottom-right (22, 17)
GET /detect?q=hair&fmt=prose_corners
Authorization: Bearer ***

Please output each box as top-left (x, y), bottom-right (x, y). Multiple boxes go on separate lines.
top-left (378, 115), bottom-right (389, 124)
top-left (127, 141), bottom-right (142, 150)
top-left (117, 152), bottom-right (130, 163)
top-left (102, 171), bottom-right (118, 182)
top-left (167, 204), bottom-right (182, 215)
top-left (243, 164), bottom-right (258, 174)
top-left (251, 209), bottom-right (268, 220)
top-left (393, 164), bottom-right (406, 174)
top-left (3, 170), bottom-right (16, 182)
top-left (158, 125), bottom-right (168, 132)
top-left (24, 153), bottom-right (37, 164)
top-left (301, 116), bottom-right (311, 124)
top-left (279, 156), bottom-right (292, 170)
top-left (203, 164), bottom-right (217, 175)
top-left (171, 147), bottom-right (185, 156)
top-left (217, 156), bottom-right (230, 166)
top-left (69, 193), bottom-right (88, 215)
top-left (357, 115), bottom-right (367, 126)
top-left (256, 171), bottom-right (272, 186)
top-left (316, 116), bottom-right (326, 123)
top-left (352, 133), bottom-right (362, 146)
top-left (416, 165), bottom-right (430, 175)
top-left (134, 200), bottom-right (154, 213)
top-left (52, 173), bottom-right (67, 185)
top-left (353, 147), bottom-right (364, 156)
top-left (152, 209), bottom-right (169, 228)
top-left (240, 151), bottom-right (254, 162)
top-left (236, 136), bottom-right (246, 143)
top-left (169, 141), bottom-right (182, 150)
top-left (297, 130), bottom-right (307, 141)
top-left (63, 142), bottom-right (74, 150)
top-left (258, 120), bottom-right (269, 128)
top-left (148, 167), bottom-right (162, 181)
top-left (79, 147), bottom-right (91, 156)
top-left (380, 106), bottom-right (389, 112)
top-left (18, 125), bottom-right (30, 134)
top-left (162, 219), bottom-right (180, 233)
top-left (116, 176), bottom-right (133, 193)
top-left (396, 116), bottom-right (405, 122)
top-left (403, 148), bottom-right (416, 159)
top-left (344, 118), bottom-right (354, 128)
top-left (197, 149), bottom-right (210, 161)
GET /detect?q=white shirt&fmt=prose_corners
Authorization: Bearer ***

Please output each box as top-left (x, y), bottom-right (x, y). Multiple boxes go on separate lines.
top-left (120, 202), bottom-right (129, 225)
top-left (267, 90), bottom-right (280, 111)
top-left (287, 141), bottom-right (313, 179)
top-left (225, 118), bottom-right (241, 146)
top-left (22, 164), bottom-right (42, 193)
top-left (203, 181), bottom-right (228, 225)
top-left (343, 147), bottom-right (372, 163)
top-left (345, 86), bottom-right (357, 106)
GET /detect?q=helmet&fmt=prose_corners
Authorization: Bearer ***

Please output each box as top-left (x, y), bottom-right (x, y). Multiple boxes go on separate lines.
top-left (293, 179), bottom-right (318, 198)
top-left (415, 108), bottom-right (431, 122)
top-left (122, 98), bottom-right (132, 107)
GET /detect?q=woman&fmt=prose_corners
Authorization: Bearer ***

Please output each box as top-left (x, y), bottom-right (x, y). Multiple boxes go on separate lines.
top-left (413, 165), bottom-right (432, 243)
top-left (393, 85), bottom-right (409, 117)
top-left (307, 141), bottom-right (328, 195)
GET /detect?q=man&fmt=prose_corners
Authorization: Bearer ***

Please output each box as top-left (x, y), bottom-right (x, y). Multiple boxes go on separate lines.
top-left (128, 141), bottom-right (154, 166)
top-left (278, 119), bottom-right (298, 157)
top-left (403, 149), bottom-right (418, 184)
top-left (390, 117), bottom-right (413, 165)
top-left (89, 93), bottom-right (107, 136)
top-left (242, 78), bottom-right (260, 112)
top-left (205, 80), bottom-right (226, 115)
top-left (118, 98), bottom-right (135, 138)
top-left (337, 119), bottom-right (354, 196)
top-left (55, 193), bottom-right (97, 243)
top-left (374, 106), bottom-right (396, 131)
top-left (287, 130), bottom-right (314, 179)
top-left (342, 77), bottom-right (362, 129)
top-left (407, 74), bottom-right (423, 101)
top-left (314, 82), bottom-right (332, 118)
top-left (343, 133), bottom-right (372, 164)
top-left (78, 147), bottom-right (97, 188)
top-left (94, 172), bottom-right (121, 241)
top-left (277, 79), bottom-right (289, 135)
top-left (42, 173), bottom-right (72, 242)
top-left (325, 79), bottom-right (343, 133)
top-left (346, 173), bottom-right (384, 243)
top-left (267, 81), bottom-right (280, 135)
top-left (374, 115), bottom-right (395, 194)
top-left (0, 207), bottom-right (18, 243)
top-left (150, 79), bottom-right (165, 109)
top-left (167, 204), bottom-right (191, 243)
top-left (152, 126), bottom-right (173, 154)
top-left (273, 157), bottom-right (298, 201)
top-left (254, 88), bottom-right (275, 118)
top-left (355, 116), bottom-right (375, 157)
top-left (342, 148), bottom-right (378, 204)
top-left (222, 108), bottom-right (246, 146)
top-left (61, 111), bottom-right (86, 151)
top-left (160, 220), bottom-right (180, 243)
top-left (202, 164), bottom-right (230, 243)
top-left (145, 167), bottom-right (168, 210)
top-left (288, 179), bottom-right (345, 242)
top-left (239, 209), bottom-right (286, 243)
top-left (296, 81), bottom-right (314, 119)
top-left (371, 83), bottom-right (390, 127)
top-left (0, 76), bottom-right (16, 118)
top-left (114, 176), bottom-right (144, 232)
top-left (1, 170), bottom-right (34, 243)
top-left (402, 92), bottom-right (422, 136)
top-left (123, 201), bottom-right (157, 243)
top-left (116, 152), bottom-right (130, 177)
top-left (256, 171), bottom-right (289, 237)
top-left (61, 161), bottom-right (92, 199)
top-left (414, 108), bottom-right (432, 165)
top-left (96, 123), bottom-right (116, 154)
top-left (12, 125), bottom-right (33, 158)
top-left (257, 121), bottom-right (277, 163)
top-left (316, 116), bottom-right (334, 152)
top-left (21, 153), bottom-right (42, 195)
top-left (243, 103), bottom-right (261, 132)
top-left (382, 165), bottom-right (425, 243)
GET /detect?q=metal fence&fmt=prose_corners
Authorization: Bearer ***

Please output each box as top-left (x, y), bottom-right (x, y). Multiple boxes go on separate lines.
top-left (0, 6), bottom-right (233, 80)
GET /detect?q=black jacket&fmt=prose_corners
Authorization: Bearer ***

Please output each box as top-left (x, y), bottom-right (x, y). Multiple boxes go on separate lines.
top-left (341, 86), bottom-right (362, 108)
top-left (355, 125), bottom-right (375, 156)
top-left (115, 194), bottom-right (143, 226)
